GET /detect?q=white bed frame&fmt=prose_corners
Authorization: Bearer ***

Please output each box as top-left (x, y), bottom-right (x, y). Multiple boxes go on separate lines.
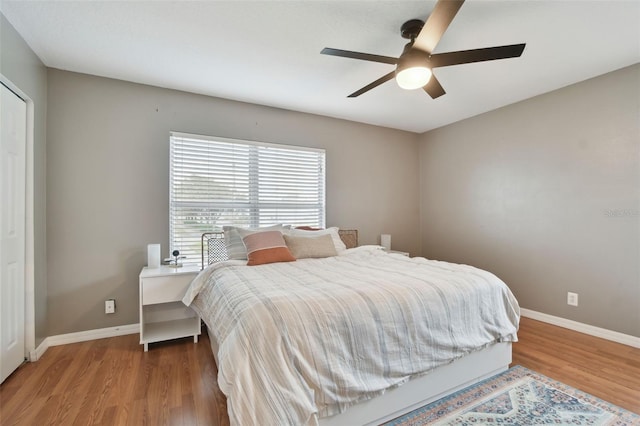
top-left (200, 230), bottom-right (512, 425)
top-left (207, 325), bottom-right (510, 425)
top-left (320, 343), bottom-right (511, 425)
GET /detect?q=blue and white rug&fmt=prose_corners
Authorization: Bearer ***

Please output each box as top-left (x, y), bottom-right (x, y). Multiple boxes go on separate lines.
top-left (383, 365), bottom-right (639, 425)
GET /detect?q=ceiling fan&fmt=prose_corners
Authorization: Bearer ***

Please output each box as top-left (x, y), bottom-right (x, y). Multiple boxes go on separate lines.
top-left (321, 0), bottom-right (526, 99)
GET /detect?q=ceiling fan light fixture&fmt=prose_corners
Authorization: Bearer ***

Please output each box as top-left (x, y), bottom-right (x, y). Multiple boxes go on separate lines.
top-left (395, 50), bottom-right (432, 90)
top-left (396, 66), bottom-right (432, 90)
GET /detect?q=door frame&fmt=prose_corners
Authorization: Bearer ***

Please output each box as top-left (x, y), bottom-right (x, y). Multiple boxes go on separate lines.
top-left (1, 75), bottom-right (36, 359)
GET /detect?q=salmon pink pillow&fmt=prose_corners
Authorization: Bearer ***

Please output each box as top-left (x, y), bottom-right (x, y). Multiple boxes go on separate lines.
top-left (240, 230), bottom-right (296, 266)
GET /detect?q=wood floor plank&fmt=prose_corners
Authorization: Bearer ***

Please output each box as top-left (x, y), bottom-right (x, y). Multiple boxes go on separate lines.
top-left (1, 318), bottom-right (638, 425)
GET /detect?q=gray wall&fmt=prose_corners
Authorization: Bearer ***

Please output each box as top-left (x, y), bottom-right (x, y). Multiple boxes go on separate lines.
top-left (46, 69), bottom-right (420, 335)
top-left (419, 64), bottom-right (640, 337)
top-left (1, 14), bottom-right (48, 346)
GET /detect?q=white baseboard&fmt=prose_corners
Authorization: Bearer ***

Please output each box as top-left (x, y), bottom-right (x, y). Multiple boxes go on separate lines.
top-left (520, 308), bottom-right (640, 349)
top-left (29, 339), bottom-right (49, 362)
top-left (30, 323), bottom-right (139, 360)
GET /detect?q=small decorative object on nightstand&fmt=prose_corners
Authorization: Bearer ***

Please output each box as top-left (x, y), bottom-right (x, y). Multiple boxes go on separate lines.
top-left (139, 265), bottom-right (201, 351)
top-left (164, 249), bottom-right (186, 268)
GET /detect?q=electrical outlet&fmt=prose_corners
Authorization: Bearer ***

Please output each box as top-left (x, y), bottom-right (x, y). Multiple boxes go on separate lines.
top-left (105, 299), bottom-right (116, 314)
top-left (567, 292), bottom-right (578, 307)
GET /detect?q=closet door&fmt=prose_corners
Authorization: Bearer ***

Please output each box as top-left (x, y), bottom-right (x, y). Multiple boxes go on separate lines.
top-left (0, 83), bottom-right (27, 383)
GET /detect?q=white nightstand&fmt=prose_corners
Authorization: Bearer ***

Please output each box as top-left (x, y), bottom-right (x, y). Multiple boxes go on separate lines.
top-left (387, 250), bottom-right (410, 257)
top-left (139, 265), bottom-right (201, 351)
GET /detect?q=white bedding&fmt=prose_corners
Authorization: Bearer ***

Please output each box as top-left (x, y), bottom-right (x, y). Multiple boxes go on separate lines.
top-left (183, 246), bottom-right (520, 426)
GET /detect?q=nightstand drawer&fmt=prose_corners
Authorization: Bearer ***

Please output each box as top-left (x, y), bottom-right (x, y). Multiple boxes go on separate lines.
top-left (142, 274), bottom-right (194, 305)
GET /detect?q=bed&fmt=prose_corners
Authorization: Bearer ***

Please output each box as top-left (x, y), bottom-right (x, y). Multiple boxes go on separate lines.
top-left (183, 228), bottom-right (520, 426)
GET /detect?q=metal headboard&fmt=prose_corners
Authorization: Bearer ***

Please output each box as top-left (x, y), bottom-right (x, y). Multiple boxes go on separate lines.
top-left (337, 229), bottom-right (358, 250)
top-left (201, 229), bottom-right (358, 269)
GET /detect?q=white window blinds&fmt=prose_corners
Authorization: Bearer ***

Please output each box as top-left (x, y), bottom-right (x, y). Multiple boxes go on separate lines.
top-left (170, 132), bottom-right (326, 265)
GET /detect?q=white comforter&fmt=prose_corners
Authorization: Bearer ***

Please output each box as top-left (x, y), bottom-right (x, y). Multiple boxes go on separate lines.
top-left (183, 246), bottom-right (520, 426)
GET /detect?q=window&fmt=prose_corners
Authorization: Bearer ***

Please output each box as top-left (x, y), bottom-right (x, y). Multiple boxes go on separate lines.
top-left (170, 132), bottom-right (326, 265)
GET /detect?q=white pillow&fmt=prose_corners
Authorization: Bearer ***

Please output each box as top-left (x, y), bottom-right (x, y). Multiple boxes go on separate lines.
top-left (223, 224), bottom-right (290, 260)
top-left (288, 227), bottom-right (347, 253)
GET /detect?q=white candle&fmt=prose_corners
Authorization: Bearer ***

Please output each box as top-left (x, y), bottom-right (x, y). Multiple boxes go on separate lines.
top-left (147, 243), bottom-right (161, 268)
top-left (381, 234), bottom-right (391, 251)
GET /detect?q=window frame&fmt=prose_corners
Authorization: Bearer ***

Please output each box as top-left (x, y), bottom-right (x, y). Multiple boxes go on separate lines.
top-left (169, 132), bottom-right (326, 265)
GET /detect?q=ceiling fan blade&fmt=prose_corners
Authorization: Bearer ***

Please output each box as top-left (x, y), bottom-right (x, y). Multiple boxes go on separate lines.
top-left (348, 71), bottom-right (396, 97)
top-left (321, 48), bottom-right (398, 65)
top-left (430, 44), bottom-right (526, 68)
top-left (423, 74), bottom-right (446, 99)
top-left (413, 0), bottom-right (465, 54)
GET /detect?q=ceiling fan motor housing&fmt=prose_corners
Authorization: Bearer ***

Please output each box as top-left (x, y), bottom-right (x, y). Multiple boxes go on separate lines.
top-left (396, 48), bottom-right (430, 76)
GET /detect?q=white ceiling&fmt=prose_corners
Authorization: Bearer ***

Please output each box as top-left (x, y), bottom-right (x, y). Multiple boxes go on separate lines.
top-left (2, 0), bottom-right (639, 133)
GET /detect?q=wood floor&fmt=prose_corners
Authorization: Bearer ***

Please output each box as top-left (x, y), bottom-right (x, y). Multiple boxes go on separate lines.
top-left (0, 331), bottom-right (228, 426)
top-left (512, 318), bottom-right (640, 414)
top-left (1, 317), bottom-right (638, 425)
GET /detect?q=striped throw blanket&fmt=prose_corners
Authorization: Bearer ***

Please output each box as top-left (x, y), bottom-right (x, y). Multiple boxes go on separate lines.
top-left (183, 246), bottom-right (520, 426)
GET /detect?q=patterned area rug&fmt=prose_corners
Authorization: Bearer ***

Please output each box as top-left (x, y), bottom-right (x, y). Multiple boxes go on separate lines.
top-left (383, 365), bottom-right (639, 425)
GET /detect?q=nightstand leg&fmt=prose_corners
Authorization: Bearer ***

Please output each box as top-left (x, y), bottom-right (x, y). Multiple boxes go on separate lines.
top-left (193, 335), bottom-right (198, 343)
top-left (144, 343), bottom-right (148, 352)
